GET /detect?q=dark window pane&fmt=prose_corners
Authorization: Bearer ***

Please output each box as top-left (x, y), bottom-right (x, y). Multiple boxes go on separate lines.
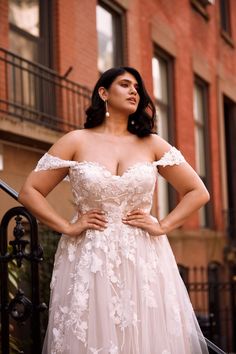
top-left (220, 0), bottom-right (231, 34)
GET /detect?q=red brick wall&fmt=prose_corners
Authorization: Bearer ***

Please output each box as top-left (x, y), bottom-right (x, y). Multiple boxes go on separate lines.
top-left (54, 0), bottom-right (98, 89)
top-left (0, 0), bottom-right (8, 48)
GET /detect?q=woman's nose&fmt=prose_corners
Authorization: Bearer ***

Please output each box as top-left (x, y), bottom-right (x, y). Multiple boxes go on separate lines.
top-left (130, 86), bottom-right (137, 95)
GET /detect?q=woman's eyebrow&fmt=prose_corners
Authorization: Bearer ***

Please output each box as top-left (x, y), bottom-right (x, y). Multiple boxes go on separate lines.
top-left (119, 79), bottom-right (139, 85)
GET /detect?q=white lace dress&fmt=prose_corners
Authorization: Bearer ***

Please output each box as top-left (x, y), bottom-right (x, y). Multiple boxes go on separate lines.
top-left (35, 147), bottom-right (209, 354)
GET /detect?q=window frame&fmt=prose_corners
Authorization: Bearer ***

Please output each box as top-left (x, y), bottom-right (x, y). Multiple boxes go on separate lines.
top-left (219, 0), bottom-right (231, 35)
top-left (153, 46), bottom-right (176, 214)
top-left (219, 0), bottom-right (234, 47)
top-left (194, 76), bottom-right (213, 228)
top-left (153, 47), bottom-right (175, 146)
top-left (97, 0), bottom-right (126, 73)
top-left (8, 0), bottom-right (53, 67)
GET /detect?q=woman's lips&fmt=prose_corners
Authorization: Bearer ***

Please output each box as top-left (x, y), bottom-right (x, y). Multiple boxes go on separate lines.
top-left (127, 98), bottom-right (137, 104)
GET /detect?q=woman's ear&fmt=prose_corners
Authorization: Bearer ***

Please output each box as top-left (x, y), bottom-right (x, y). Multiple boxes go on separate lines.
top-left (98, 87), bottom-right (108, 101)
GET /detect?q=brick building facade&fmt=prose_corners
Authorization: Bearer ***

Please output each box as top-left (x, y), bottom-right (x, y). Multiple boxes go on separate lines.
top-left (0, 0), bottom-right (236, 268)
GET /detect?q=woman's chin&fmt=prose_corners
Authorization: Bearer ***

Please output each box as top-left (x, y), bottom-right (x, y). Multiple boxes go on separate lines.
top-left (124, 106), bottom-right (138, 115)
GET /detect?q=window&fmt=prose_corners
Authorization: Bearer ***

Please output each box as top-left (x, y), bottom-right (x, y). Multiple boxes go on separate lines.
top-left (8, 0), bottom-right (54, 122)
top-left (220, 0), bottom-right (231, 35)
top-left (9, 0), bottom-right (39, 62)
top-left (9, 0), bottom-right (40, 36)
top-left (96, 1), bottom-right (124, 73)
top-left (9, 0), bottom-right (51, 65)
top-left (193, 78), bottom-right (211, 227)
top-left (152, 48), bottom-right (175, 219)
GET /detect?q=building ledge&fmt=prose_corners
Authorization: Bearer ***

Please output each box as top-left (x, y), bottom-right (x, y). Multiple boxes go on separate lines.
top-left (0, 113), bottom-right (64, 150)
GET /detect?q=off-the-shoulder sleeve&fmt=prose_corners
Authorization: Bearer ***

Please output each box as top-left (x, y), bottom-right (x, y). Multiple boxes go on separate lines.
top-left (34, 153), bottom-right (77, 172)
top-left (153, 146), bottom-right (185, 167)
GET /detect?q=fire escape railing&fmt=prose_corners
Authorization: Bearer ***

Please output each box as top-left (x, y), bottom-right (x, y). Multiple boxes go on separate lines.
top-left (0, 47), bottom-right (92, 132)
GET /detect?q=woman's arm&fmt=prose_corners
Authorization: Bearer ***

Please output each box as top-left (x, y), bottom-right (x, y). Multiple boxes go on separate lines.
top-left (122, 135), bottom-right (210, 235)
top-left (18, 131), bottom-right (107, 237)
top-left (19, 168), bottom-right (74, 234)
top-left (157, 162), bottom-right (210, 234)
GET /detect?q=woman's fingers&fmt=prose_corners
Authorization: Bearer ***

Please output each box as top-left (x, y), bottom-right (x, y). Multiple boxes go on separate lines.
top-left (80, 210), bottom-right (107, 222)
top-left (87, 209), bottom-right (106, 215)
top-left (123, 215), bottom-right (144, 221)
top-left (84, 211), bottom-right (108, 230)
top-left (89, 214), bottom-right (107, 222)
top-left (123, 219), bottom-right (145, 226)
top-left (126, 208), bottom-right (144, 216)
top-left (88, 218), bottom-right (107, 227)
top-left (87, 222), bottom-right (106, 230)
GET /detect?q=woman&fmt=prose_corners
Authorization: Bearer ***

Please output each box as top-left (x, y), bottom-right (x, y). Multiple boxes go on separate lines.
top-left (19, 67), bottom-right (210, 353)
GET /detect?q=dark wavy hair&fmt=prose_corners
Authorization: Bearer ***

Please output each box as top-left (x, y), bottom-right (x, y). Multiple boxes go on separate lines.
top-left (84, 67), bottom-right (156, 137)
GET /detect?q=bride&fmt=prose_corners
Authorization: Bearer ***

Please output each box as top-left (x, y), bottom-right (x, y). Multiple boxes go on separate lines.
top-left (19, 66), bottom-right (210, 353)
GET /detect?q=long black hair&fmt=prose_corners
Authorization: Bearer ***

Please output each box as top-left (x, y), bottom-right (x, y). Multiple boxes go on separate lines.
top-left (84, 67), bottom-right (156, 137)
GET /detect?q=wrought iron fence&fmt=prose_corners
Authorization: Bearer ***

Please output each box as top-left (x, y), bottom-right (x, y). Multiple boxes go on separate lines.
top-left (0, 180), bottom-right (46, 354)
top-left (224, 208), bottom-right (236, 243)
top-left (0, 47), bottom-right (92, 132)
top-left (179, 262), bottom-right (236, 353)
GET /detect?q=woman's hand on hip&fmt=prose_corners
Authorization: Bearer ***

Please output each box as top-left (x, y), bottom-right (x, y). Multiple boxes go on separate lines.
top-left (122, 209), bottom-right (166, 236)
top-left (65, 209), bottom-right (108, 237)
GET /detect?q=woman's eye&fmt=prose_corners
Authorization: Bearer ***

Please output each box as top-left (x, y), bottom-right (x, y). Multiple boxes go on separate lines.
top-left (121, 83), bottom-right (128, 87)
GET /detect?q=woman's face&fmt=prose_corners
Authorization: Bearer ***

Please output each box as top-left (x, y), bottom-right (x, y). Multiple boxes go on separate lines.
top-left (106, 72), bottom-right (140, 115)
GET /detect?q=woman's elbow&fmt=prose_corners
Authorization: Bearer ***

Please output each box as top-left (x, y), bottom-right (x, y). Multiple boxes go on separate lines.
top-left (18, 190), bottom-right (26, 205)
top-left (200, 187), bottom-right (210, 205)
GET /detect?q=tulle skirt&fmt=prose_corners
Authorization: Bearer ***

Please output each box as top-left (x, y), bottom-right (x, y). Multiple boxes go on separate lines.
top-left (42, 226), bottom-right (209, 354)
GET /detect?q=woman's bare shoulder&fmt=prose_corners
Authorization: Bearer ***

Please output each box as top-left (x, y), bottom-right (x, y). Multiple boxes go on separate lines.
top-left (48, 129), bottom-right (86, 160)
top-left (146, 134), bottom-right (172, 160)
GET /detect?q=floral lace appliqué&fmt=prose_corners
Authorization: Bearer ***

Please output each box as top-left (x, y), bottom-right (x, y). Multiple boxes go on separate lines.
top-left (154, 146), bottom-right (185, 167)
top-left (34, 152), bottom-right (77, 171)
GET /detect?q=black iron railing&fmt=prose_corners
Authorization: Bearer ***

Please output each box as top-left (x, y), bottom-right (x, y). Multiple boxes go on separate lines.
top-left (0, 47), bottom-right (92, 132)
top-left (0, 179), bottom-right (46, 354)
top-left (224, 208), bottom-right (236, 243)
top-left (178, 262), bottom-right (236, 353)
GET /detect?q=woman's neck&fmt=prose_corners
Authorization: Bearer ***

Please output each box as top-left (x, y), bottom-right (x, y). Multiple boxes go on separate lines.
top-left (96, 112), bottom-right (130, 136)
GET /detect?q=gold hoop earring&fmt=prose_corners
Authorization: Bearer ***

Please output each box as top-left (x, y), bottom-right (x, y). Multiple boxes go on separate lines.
top-left (105, 100), bottom-right (110, 118)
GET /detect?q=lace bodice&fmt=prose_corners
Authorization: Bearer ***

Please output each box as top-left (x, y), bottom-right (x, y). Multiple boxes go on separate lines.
top-left (35, 146), bottom-right (185, 221)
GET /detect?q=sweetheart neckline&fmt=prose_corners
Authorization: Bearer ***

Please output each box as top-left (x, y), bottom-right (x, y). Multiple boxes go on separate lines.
top-left (41, 147), bottom-right (185, 178)
top-left (72, 160), bottom-right (156, 178)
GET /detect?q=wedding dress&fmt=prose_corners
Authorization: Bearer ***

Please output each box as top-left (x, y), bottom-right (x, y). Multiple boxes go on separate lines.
top-left (35, 146), bottom-right (209, 354)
